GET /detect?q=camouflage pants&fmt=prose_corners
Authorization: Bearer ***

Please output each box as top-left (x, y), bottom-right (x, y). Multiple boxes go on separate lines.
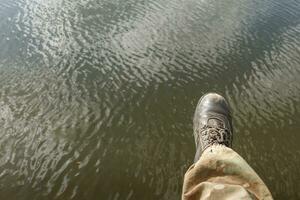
top-left (182, 145), bottom-right (273, 200)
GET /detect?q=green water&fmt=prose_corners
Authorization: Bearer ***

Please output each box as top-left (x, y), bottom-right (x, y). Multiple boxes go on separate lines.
top-left (0, 0), bottom-right (300, 199)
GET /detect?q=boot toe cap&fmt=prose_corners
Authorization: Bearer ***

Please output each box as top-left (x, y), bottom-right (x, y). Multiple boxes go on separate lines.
top-left (197, 93), bottom-right (231, 116)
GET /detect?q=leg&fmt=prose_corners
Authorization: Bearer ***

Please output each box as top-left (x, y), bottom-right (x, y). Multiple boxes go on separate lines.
top-left (182, 93), bottom-right (273, 200)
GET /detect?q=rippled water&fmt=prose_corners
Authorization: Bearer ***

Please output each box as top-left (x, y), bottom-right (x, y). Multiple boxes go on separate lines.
top-left (0, 0), bottom-right (300, 199)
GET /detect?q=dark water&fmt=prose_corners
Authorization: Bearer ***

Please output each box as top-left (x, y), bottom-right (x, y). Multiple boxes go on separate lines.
top-left (0, 0), bottom-right (300, 199)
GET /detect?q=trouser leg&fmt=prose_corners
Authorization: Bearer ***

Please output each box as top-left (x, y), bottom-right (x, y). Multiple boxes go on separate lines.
top-left (182, 144), bottom-right (273, 200)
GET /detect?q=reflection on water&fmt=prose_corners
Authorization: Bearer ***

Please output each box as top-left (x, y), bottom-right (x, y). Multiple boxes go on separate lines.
top-left (0, 0), bottom-right (300, 199)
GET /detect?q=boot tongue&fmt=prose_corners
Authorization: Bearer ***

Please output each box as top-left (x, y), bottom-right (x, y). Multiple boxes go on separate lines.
top-left (207, 118), bottom-right (224, 129)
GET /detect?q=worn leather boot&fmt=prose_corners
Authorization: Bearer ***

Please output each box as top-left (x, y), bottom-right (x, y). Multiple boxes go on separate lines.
top-left (193, 93), bottom-right (233, 162)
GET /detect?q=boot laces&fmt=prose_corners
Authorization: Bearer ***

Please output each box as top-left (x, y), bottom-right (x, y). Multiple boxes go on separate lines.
top-left (198, 125), bottom-right (231, 147)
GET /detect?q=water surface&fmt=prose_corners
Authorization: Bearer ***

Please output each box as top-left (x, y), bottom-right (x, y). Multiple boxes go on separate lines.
top-left (0, 0), bottom-right (300, 199)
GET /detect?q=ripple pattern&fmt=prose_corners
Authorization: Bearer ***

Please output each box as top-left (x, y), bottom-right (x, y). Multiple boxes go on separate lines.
top-left (0, 0), bottom-right (300, 199)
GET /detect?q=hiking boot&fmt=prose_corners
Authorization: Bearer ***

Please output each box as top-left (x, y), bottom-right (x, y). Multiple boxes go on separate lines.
top-left (193, 93), bottom-right (233, 162)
